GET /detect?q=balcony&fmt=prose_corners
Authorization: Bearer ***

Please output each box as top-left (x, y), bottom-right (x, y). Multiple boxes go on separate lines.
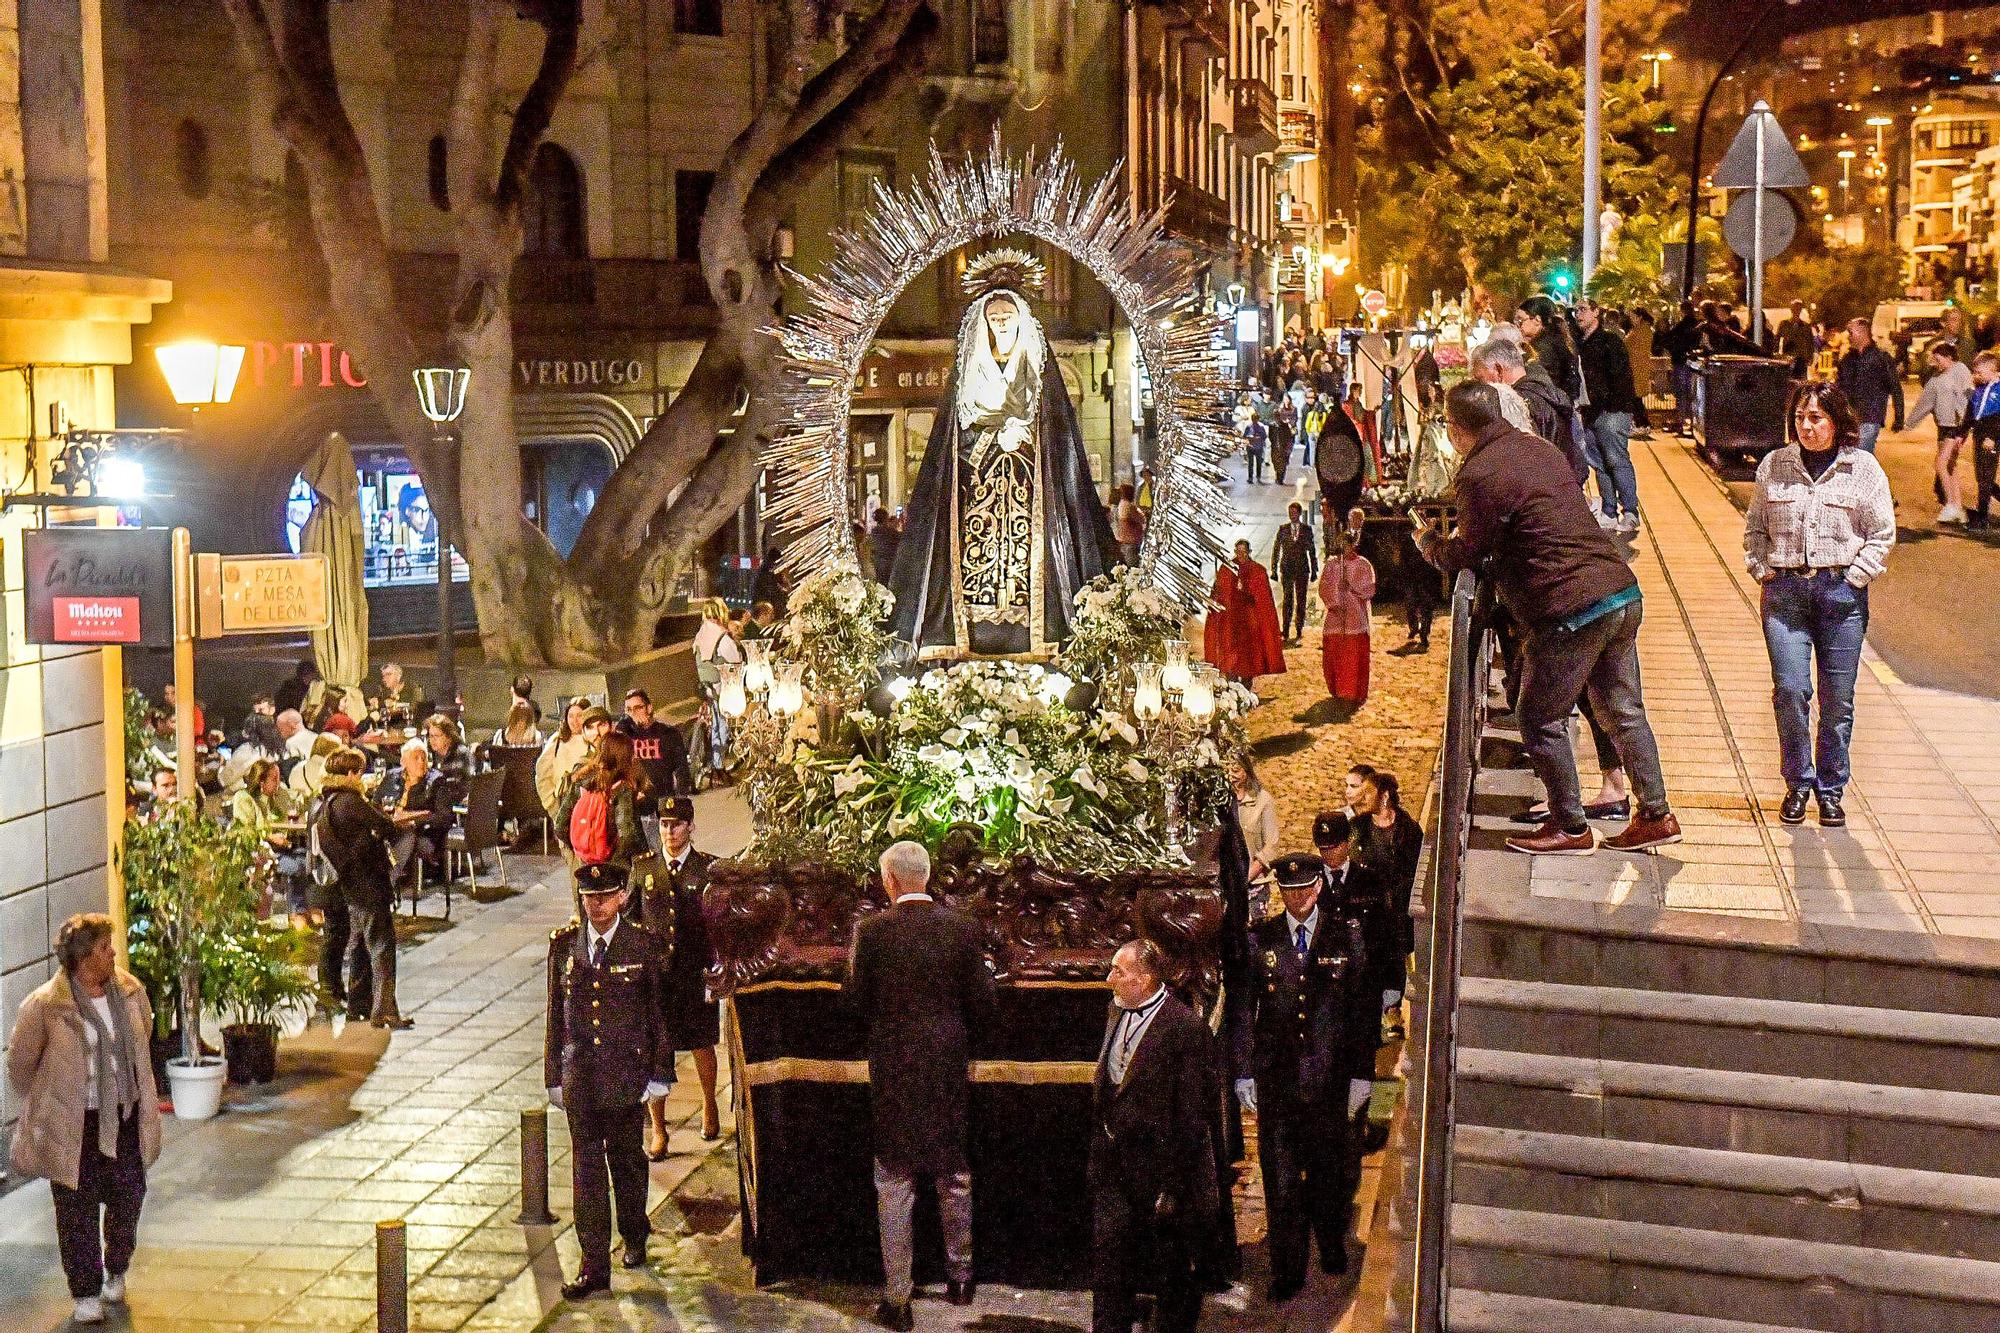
top-left (1230, 79), bottom-right (1280, 156)
top-left (1276, 195), bottom-right (1314, 234)
top-left (1279, 105), bottom-right (1318, 160)
top-left (1149, 0), bottom-right (1226, 58)
top-left (1163, 177), bottom-right (1232, 253)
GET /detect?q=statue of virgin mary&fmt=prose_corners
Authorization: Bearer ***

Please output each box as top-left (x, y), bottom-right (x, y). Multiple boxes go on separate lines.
top-left (888, 248), bottom-right (1120, 658)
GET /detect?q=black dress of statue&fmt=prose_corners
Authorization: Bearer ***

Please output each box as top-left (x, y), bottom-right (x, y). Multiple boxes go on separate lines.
top-left (888, 270), bottom-right (1119, 658)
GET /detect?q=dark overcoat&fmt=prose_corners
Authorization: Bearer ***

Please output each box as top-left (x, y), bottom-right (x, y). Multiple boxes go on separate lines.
top-left (1088, 992), bottom-right (1221, 1226)
top-left (844, 898), bottom-right (996, 1173)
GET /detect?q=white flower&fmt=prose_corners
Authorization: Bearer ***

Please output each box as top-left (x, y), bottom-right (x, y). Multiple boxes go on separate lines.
top-left (953, 775), bottom-right (978, 804)
top-left (1046, 794), bottom-right (1075, 816)
top-left (941, 728), bottom-right (966, 747)
top-left (1109, 716), bottom-right (1139, 746)
top-left (1071, 765), bottom-right (1106, 797)
top-left (1123, 758), bottom-right (1149, 783)
top-left (887, 811), bottom-right (917, 836)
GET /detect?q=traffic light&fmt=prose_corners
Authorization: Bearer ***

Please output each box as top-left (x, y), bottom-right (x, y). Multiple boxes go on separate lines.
top-left (1551, 269), bottom-right (1574, 294)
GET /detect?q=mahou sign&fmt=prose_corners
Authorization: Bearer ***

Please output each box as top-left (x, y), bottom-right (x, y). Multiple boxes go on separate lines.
top-left (24, 528), bottom-right (174, 648)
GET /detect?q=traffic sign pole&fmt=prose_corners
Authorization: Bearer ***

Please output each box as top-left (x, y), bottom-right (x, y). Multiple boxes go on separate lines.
top-left (1752, 110), bottom-right (1766, 346)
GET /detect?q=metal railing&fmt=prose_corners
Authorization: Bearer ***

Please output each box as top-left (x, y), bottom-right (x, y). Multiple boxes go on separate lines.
top-left (1409, 569), bottom-right (1492, 1331)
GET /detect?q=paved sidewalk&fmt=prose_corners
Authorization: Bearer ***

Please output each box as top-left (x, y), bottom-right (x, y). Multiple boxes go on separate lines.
top-left (0, 791), bottom-right (750, 1333)
top-left (1484, 432), bottom-right (2000, 937)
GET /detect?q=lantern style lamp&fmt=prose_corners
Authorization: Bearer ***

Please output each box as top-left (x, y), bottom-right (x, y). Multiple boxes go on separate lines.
top-left (1182, 665), bottom-right (1218, 723)
top-left (1132, 663), bottom-right (1165, 721)
top-left (413, 366), bottom-right (471, 425)
top-left (768, 662), bottom-right (806, 717)
top-left (155, 341), bottom-right (246, 406)
top-left (717, 662), bottom-right (748, 720)
top-left (743, 640), bottom-right (774, 696)
top-left (1160, 640), bottom-right (1192, 695)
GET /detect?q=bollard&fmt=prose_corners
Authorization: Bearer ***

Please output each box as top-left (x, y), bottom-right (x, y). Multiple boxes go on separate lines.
top-left (375, 1219), bottom-right (408, 1333)
top-left (518, 1105), bottom-right (557, 1225)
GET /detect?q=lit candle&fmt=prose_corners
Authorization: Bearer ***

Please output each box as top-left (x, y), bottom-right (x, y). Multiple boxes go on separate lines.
top-left (1182, 665), bottom-right (1217, 722)
top-left (1132, 663), bottom-right (1164, 721)
top-left (769, 663), bottom-right (805, 717)
top-left (1161, 640), bottom-right (1191, 694)
top-left (717, 662), bottom-right (748, 719)
top-left (743, 640), bottom-right (773, 696)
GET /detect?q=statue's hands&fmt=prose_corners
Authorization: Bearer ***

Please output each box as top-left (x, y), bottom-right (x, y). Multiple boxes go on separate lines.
top-left (998, 420), bottom-right (1031, 454)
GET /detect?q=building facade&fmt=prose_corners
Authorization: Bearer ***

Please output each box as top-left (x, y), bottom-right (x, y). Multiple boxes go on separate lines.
top-left (0, 0), bottom-right (172, 1158)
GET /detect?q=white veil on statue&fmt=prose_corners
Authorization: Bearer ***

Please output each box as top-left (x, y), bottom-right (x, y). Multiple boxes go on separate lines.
top-left (954, 287), bottom-right (1048, 432)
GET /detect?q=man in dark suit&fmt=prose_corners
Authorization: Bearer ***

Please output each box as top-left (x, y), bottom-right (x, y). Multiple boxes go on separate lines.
top-left (545, 863), bottom-right (674, 1300)
top-left (844, 840), bottom-right (996, 1331)
top-left (632, 796), bottom-right (722, 1156)
top-left (1269, 502), bottom-right (1320, 645)
top-left (1315, 812), bottom-right (1392, 1188)
top-left (1233, 853), bottom-right (1361, 1301)
top-left (1089, 938), bottom-right (1219, 1333)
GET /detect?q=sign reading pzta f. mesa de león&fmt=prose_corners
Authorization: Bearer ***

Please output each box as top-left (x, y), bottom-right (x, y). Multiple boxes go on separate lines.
top-left (196, 553), bottom-right (331, 637)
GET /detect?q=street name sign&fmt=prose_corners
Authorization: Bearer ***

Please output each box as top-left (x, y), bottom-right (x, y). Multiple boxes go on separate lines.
top-left (196, 553), bottom-right (331, 637)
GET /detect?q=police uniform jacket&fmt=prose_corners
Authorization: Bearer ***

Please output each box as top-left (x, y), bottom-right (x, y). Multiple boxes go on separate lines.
top-left (844, 898), bottom-right (996, 1173)
top-left (1235, 909), bottom-right (1358, 1105)
top-left (632, 848), bottom-right (720, 1049)
top-left (1088, 991), bottom-right (1221, 1229)
top-left (544, 919), bottom-right (674, 1108)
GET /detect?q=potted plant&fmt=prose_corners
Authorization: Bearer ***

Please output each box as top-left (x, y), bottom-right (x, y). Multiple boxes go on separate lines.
top-left (208, 923), bottom-right (314, 1085)
top-left (117, 801), bottom-right (267, 1118)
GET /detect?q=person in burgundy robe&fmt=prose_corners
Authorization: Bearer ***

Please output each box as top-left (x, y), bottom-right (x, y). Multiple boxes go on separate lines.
top-left (1205, 541), bottom-right (1287, 685)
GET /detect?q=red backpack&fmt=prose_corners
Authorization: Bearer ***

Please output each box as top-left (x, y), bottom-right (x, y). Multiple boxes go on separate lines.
top-left (569, 786), bottom-right (615, 864)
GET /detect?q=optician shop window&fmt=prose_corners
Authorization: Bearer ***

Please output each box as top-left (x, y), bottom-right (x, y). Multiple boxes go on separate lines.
top-left (283, 452), bottom-right (468, 588)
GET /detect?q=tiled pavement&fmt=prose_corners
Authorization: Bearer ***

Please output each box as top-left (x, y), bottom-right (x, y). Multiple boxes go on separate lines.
top-left (1484, 432), bottom-right (2000, 937)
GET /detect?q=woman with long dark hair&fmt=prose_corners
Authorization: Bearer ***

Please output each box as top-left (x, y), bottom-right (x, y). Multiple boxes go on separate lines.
top-left (1744, 382), bottom-right (1895, 827)
top-left (557, 731), bottom-right (649, 871)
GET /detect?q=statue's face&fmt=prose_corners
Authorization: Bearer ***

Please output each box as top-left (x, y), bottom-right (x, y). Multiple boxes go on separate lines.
top-left (985, 297), bottom-right (1019, 347)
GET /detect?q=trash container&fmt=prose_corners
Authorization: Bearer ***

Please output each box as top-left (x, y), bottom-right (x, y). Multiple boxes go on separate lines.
top-left (1693, 355), bottom-right (1795, 466)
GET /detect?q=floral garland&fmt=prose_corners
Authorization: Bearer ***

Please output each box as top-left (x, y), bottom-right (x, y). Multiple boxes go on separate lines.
top-left (776, 564), bottom-right (898, 703)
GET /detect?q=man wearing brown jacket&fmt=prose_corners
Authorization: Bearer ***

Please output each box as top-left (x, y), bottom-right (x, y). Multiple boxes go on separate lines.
top-left (1418, 381), bottom-right (1679, 857)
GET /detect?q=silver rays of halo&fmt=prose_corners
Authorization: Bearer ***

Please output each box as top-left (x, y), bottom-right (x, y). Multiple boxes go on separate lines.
top-left (764, 133), bottom-right (1240, 612)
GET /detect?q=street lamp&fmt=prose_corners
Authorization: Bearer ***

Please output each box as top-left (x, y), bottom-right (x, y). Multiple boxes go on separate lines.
top-left (413, 364), bottom-right (469, 716)
top-left (1641, 50), bottom-right (1673, 93)
top-left (154, 341), bottom-right (246, 407)
top-left (1866, 114), bottom-right (1894, 157)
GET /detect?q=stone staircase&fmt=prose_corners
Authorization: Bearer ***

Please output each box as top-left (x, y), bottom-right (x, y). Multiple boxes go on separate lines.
top-left (1391, 891), bottom-right (2000, 1332)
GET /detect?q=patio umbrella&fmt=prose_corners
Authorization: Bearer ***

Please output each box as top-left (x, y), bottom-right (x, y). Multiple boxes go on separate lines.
top-left (300, 430), bottom-right (369, 693)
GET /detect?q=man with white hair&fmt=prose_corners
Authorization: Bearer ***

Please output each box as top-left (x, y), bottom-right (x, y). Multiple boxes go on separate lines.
top-left (844, 841), bottom-right (996, 1331)
top-left (1471, 335), bottom-right (1589, 485)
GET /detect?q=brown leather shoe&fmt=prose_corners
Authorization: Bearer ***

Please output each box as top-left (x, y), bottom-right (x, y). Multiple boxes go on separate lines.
top-left (1505, 823), bottom-right (1596, 855)
top-left (1603, 811), bottom-right (1683, 852)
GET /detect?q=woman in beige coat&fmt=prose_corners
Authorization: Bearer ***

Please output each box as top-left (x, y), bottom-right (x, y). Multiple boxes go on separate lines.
top-left (7, 913), bottom-right (161, 1325)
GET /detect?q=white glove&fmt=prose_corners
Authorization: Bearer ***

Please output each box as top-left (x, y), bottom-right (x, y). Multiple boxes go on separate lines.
top-left (998, 420), bottom-right (1030, 454)
top-left (1348, 1078), bottom-right (1373, 1117)
top-left (547, 1086), bottom-right (564, 1109)
top-left (1234, 1078), bottom-right (1257, 1113)
top-left (642, 1081), bottom-right (671, 1103)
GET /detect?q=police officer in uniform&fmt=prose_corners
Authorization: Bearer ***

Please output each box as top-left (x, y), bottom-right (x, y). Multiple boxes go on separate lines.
top-left (1232, 852), bottom-right (1361, 1300)
top-left (630, 796), bottom-right (722, 1155)
top-left (545, 863), bottom-right (674, 1299)
top-left (1314, 812), bottom-right (1389, 1194)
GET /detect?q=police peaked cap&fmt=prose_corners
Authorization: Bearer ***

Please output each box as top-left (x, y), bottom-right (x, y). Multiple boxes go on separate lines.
top-left (575, 862), bottom-right (629, 895)
top-left (1270, 853), bottom-right (1326, 889)
top-left (1312, 811), bottom-right (1353, 848)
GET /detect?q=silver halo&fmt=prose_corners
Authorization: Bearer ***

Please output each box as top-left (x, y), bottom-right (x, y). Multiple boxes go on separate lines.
top-left (764, 134), bottom-right (1241, 612)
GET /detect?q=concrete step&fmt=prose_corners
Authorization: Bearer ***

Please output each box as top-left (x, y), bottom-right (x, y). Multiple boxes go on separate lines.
top-left (1450, 1203), bottom-right (2000, 1332)
top-left (1445, 1289), bottom-right (1820, 1333)
top-left (1453, 1124), bottom-right (2000, 1257)
top-left (1455, 1048), bottom-right (2000, 1178)
top-left (1459, 895), bottom-right (2000, 1017)
top-left (1458, 975), bottom-right (2000, 1093)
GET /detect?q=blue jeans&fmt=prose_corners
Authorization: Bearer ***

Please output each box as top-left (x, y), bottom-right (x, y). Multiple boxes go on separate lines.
top-left (1856, 421), bottom-right (1882, 454)
top-left (1761, 570), bottom-right (1868, 796)
top-left (1517, 601), bottom-right (1670, 831)
top-left (1588, 411), bottom-right (1640, 518)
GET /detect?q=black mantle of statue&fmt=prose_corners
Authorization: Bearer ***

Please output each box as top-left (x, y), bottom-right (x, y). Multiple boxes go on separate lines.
top-left (707, 848), bottom-right (1245, 1288)
top-left (886, 354), bottom-right (1122, 656)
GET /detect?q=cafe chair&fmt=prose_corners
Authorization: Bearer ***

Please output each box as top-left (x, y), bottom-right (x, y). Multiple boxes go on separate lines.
top-left (491, 744), bottom-right (549, 853)
top-left (445, 768), bottom-right (507, 911)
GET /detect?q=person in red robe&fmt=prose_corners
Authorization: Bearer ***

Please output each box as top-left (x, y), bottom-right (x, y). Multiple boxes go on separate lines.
top-left (1205, 540), bottom-right (1287, 685)
top-left (1319, 527), bottom-right (1377, 705)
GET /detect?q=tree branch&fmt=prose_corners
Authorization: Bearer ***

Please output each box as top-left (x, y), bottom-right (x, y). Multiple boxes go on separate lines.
top-left (496, 0), bottom-right (583, 213)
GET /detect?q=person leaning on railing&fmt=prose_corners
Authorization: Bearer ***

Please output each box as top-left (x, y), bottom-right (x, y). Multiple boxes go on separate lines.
top-left (1743, 382), bottom-right (1895, 829)
top-left (1414, 381), bottom-right (1680, 857)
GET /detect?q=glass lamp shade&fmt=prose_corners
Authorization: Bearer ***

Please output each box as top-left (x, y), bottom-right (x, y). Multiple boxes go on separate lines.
top-left (1161, 640), bottom-right (1192, 694)
top-left (716, 662), bottom-right (748, 719)
top-left (1182, 664), bottom-right (1218, 722)
top-left (155, 341), bottom-right (246, 406)
top-left (413, 366), bottom-right (471, 425)
top-left (743, 640), bottom-right (774, 695)
top-left (768, 663), bottom-right (806, 717)
top-left (1131, 663), bottom-right (1165, 721)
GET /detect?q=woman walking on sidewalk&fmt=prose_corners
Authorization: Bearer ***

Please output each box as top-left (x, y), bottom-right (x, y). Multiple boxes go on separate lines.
top-left (7, 914), bottom-right (162, 1326)
top-left (1744, 383), bottom-right (1896, 828)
